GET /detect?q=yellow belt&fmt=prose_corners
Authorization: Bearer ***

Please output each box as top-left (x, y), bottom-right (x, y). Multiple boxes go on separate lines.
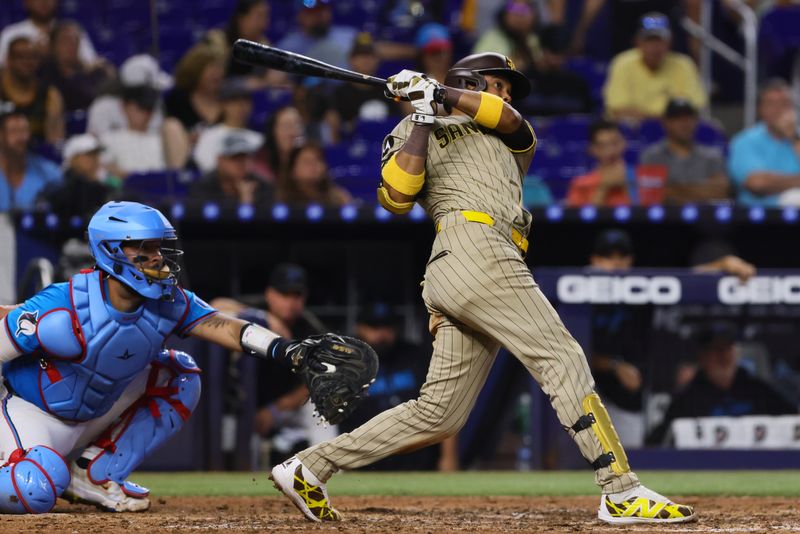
top-left (437, 210), bottom-right (529, 255)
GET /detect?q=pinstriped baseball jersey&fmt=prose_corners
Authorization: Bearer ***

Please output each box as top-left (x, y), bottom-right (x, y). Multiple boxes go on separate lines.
top-left (381, 115), bottom-right (536, 233)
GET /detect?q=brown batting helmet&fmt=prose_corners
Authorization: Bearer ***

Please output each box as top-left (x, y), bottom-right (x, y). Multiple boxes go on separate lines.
top-left (444, 52), bottom-right (531, 100)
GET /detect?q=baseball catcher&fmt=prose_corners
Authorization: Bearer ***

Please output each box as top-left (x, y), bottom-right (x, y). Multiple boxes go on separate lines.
top-left (0, 201), bottom-right (376, 514)
top-left (270, 54), bottom-right (695, 524)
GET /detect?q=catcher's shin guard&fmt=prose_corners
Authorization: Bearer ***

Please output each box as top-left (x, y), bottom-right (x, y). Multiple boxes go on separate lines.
top-left (85, 350), bottom-right (201, 485)
top-left (570, 393), bottom-right (631, 475)
top-left (0, 446), bottom-right (70, 514)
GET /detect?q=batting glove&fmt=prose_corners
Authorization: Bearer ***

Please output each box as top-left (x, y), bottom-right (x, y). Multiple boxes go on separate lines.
top-left (408, 77), bottom-right (441, 124)
top-left (385, 69), bottom-right (429, 99)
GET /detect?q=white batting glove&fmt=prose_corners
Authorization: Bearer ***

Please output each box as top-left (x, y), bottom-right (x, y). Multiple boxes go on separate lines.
top-left (385, 69), bottom-right (429, 99)
top-left (408, 77), bottom-right (441, 124)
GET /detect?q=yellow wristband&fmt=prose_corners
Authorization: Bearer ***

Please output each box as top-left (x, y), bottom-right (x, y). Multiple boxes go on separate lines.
top-left (381, 153), bottom-right (425, 196)
top-left (473, 92), bottom-right (504, 129)
top-left (377, 185), bottom-right (414, 214)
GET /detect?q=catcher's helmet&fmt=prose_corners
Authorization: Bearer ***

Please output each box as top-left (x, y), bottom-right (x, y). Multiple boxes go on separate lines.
top-left (87, 201), bottom-right (182, 300)
top-left (444, 52), bottom-right (531, 101)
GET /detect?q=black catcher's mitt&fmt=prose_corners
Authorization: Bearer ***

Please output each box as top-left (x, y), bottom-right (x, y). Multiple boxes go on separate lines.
top-left (287, 334), bottom-right (379, 425)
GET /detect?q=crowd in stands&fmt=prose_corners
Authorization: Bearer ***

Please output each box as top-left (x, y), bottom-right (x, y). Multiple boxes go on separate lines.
top-left (1, 0), bottom-right (800, 218)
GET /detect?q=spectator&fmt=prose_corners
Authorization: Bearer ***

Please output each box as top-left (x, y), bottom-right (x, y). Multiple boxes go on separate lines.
top-left (518, 24), bottom-right (593, 116)
top-left (728, 78), bottom-right (800, 206)
top-left (473, 0), bottom-right (542, 75)
top-left (162, 45), bottom-right (225, 169)
top-left (339, 303), bottom-right (459, 472)
top-left (0, 0), bottom-right (98, 67)
top-left (586, 229), bottom-right (648, 447)
top-left (603, 12), bottom-right (706, 123)
top-left (276, 0), bottom-right (357, 70)
top-left (254, 105), bottom-right (306, 182)
top-left (690, 239), bottom-right (757, 283)
top-left (0, 108), bottom-right (60, 211)
top-left (0, 35), bottom-right (64, 144)
top-left (87, 54), bottom-right (172, 136)
top-left (40, 20), bottom-right (113, 112)
top-left (204, 0), bottom-right (290, 90)
top-left (99, 86), bottom-right (167, 177)
top-left (570, 0), bottom-right (681, 57)
top-left (277, 141), bottom-right (351, 206)
top-left (640, 98), bottom-right (729, 203)
top-left (566, 120), bottom-right (637, 206)
top-left (647, 322), bottom-right (797, 445)
top-left (188, 130), bottom-right (273, 206)
top-left (321, 33), bottom-right (400, 143)
top-left (416, 23), bottom-right (453, 84)
top-left (38, 133), bottom-right (111, 217)
top-left (193, 78), bottom-right (263, 174)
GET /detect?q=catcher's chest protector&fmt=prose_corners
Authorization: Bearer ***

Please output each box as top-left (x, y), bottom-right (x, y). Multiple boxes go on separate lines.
top-left (4, 271), bottom-right (185, 421)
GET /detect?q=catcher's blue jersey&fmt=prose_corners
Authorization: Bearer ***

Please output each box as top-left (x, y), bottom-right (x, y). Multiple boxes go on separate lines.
top-left (2, 270), bottom-right (215, 421)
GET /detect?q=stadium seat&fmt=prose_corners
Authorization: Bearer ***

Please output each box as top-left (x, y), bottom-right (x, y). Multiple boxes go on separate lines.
top-left (123, 170), bottom-right (195, 202)
top-left (66, 110), bottom-right (88, 136)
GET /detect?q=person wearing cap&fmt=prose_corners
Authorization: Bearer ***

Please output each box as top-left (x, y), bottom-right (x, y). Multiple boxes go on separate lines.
top-left (566, 119), bottom-right (638, 207)
top-left (40, 20), bottom-right (114, 113)
top-left (640, 98), bottom-right (729, 204)
top-left (473, 0), bottom-right (542, 75)
top-left (338, 303), bottom-right (459, 472)
top-left (99, 86), bottom-right (167, 177)
top-left (0, 107), bottom-right (61, 211)
top-left (188, 129), bottom-right (274, 206)
top-left (728, 78), bottom-right (800, 207)
top-left (37, 133), bottom-right (112, 217)
top-left (585, 229), bottom-right (649, 447)
top-left (0, 35), bottom-right (65, 144)
top-left (416, 23), bottom-right (454, 86)
top-left (0, 0), bottom-right (98, 68)
top-left (646, 322), bottom-right (797, 446)
top-left (86, 54), bottom-right (172, 137)
top-left (277, 0), bottom-right (356, 71)
top-left (193, 78), bottom-right (264, 174)
top-left (521, 24), bottom-right (593, 117)
top-left (603, 12), bottom-right (706, 122)
top-left (320, 32), bottom-right (400, 143)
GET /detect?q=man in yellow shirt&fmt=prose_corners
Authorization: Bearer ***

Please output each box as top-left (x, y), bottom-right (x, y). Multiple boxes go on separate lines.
top-left (603, 12), bottom-right (707, 123)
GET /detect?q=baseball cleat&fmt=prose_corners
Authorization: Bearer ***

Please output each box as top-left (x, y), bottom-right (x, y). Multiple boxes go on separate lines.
top-left (269, 456), bottom-right (341, 522)
top-left (62, 461), bottom-right (151, 512)
top-left (598, 484), bottom-right (695, 524)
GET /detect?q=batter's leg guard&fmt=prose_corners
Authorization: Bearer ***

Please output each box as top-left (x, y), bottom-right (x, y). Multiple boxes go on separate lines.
top-left (570, 393), bottom-right (631, 475)
top-left (87, 350), bottom-right (201, 485)
top-left (0, 446), bottom-right (70, 514)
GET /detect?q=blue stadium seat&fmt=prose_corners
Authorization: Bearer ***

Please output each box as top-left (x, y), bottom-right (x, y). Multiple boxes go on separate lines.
top-left (758, 6), bottom-right (800, 79)
top-left (248, 89), bottom-right (294, 131)
top-left (638, 119), bottom-right (665, 145)
top-left (564, 58), bottom-right (608, 104)
top-left (66, 110), bottom-right (87, 136)
top-left (353, 119), bottom-right (394, 142)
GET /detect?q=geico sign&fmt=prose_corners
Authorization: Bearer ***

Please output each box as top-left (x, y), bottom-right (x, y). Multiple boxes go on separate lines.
top-left (718, 276), bottom-right (800, 304)
top-left (556, 276), bottom-right (681, 304)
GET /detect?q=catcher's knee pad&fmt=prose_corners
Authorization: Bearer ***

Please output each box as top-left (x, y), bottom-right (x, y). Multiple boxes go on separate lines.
top-left (569, 393), bottom-right (630, 475)
top-left (87, 350), bottom-right (201, 485)
top-left (0, 446), bottom-right (70, 514)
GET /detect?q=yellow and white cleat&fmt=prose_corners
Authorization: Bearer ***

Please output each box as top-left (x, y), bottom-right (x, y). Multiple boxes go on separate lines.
top-left (598, 484), bottom-right (696, 524)
top-left (269, 456), bottom-right (342, 522)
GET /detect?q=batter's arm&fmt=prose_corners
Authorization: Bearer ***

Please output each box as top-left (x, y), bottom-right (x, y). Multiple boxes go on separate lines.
top-left (441, 87), bottom-right (523, 134)
top-left (380, 122), bottom-right (433, 208)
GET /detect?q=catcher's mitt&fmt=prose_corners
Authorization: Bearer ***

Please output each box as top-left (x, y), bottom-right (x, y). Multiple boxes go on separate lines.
top-left (287, 334), bottom-right (379, 425)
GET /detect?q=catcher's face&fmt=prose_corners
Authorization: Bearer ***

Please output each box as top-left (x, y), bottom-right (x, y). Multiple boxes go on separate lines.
top-left (483, 74), bottom-right (512, 103)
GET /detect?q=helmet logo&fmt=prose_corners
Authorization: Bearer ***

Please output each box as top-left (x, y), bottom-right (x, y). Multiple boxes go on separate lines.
top-left (506, 57), bottom-right (516, 71)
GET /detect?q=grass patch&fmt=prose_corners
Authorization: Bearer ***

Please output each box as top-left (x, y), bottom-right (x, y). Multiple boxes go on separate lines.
top-left (131, 470), bottom-right (800, 497)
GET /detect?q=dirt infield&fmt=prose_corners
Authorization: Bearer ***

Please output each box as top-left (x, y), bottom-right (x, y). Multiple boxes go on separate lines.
top-left (5, 495), bottom-right (799, 533)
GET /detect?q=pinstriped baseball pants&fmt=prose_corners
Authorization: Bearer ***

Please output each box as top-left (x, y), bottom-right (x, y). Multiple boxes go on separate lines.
top-left (298, 215), bottom-right (640, 494)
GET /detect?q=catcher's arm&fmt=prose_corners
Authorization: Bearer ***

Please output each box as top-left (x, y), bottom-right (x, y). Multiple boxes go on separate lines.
top-left (190, 313), bottom-right (294, 362)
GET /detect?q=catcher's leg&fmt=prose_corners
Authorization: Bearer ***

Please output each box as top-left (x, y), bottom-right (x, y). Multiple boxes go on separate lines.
top-left (0, 382), bottom-right (78, 514)
top-left (64, 350), bottom-right (201, 512)
top-left (272, 314), bottom-right (499, 521)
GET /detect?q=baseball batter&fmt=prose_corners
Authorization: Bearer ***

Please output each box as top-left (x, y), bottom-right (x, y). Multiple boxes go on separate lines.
top-left (0, 201), bottom-right (370, 514)
top-left (271, 54), bottom-right (695, 525)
